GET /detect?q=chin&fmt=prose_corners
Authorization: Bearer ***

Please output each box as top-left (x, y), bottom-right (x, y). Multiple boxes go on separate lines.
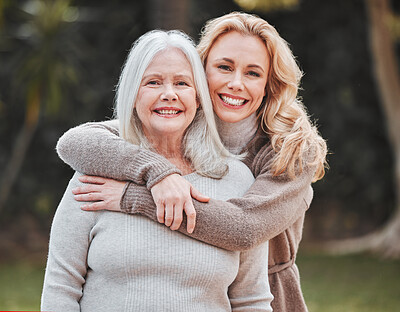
top-left (217, 112), bottom-right (245, 123)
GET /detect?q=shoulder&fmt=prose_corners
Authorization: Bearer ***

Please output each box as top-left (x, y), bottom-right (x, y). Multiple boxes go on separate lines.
top-left (216, 158), bottom-right (255, 199)
top-left (49, 172), bottom-right (97, 242)
top-left (225, 158), bottom-right (254, 183)
top-left (81, 119), bottom-right (120, 135)
top-left (184, 158), bottom-right (254, 200)
top-left (55, 172), bottom-right (96, 223)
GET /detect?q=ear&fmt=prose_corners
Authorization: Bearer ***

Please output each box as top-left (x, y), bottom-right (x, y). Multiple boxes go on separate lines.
top-left (196, 96), bottom-right (200, 109)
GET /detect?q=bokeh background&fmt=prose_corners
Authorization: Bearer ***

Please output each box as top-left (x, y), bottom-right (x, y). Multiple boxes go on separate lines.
top-left (1, 0), bottom-right (400, 311)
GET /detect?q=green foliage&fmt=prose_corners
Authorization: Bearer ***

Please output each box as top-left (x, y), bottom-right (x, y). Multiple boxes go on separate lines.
top-left (15, 0), bottom-right (79, 115)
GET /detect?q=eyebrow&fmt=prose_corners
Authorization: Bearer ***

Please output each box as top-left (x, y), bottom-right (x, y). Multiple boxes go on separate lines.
top-left (217, 57), bottom-right (265, 73)
top-left (174, 74), bottom-right (194, 81)
top-left (142, 73), bottom-right (193, 80)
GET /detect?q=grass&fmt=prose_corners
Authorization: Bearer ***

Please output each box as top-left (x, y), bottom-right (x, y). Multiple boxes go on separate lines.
top-left (0, 253), bottom-right (399, 311)
top-left (298, 252), bottom-right (400, 312)
top-left (0, 260), bottom-right (45, 311)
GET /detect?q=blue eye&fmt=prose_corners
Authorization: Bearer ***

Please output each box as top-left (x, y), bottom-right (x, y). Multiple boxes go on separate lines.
top-left (248, 71), bottom-right (261, 77)
top-left (146, 80), bottom-right (159, 85)
top-left (176, 81), bottom-right (188, 86)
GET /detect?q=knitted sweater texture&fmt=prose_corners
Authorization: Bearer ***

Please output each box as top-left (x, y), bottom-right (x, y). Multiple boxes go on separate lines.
top-left (56, 118), bottom-right (315, 312)
top-left (41, 160), bottom-right (273, 311)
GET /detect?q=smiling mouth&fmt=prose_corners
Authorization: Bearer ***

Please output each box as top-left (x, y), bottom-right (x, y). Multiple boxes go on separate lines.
top-left (154, 109), bottom-right (182, 116)
top-left (219, 94), bottom-right (248, 106)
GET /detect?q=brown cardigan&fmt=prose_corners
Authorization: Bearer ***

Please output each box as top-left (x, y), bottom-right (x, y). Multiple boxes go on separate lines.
top-left (57, 120), bottom-right (315, 312)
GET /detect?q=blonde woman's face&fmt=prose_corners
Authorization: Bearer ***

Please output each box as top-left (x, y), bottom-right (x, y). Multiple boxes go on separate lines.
top-left (205, 31), bottom-right (269, 123)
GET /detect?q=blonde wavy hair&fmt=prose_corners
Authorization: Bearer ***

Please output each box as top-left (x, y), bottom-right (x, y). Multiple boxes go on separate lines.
top-left (197, 12), bottom-right (327, 181)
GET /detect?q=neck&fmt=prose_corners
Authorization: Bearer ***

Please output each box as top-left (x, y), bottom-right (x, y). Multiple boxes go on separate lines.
top-left (148, 135), bottom-right (193, 174)
top-left (216, 113), bottom-right (259, 154)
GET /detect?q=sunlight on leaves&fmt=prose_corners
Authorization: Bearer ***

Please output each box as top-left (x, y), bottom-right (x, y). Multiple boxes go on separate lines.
top-left (234, 0), bottom-right (300, 12)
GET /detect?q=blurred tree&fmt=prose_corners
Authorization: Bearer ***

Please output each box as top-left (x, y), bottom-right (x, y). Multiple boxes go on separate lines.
top-left (234, 0), bottom-right (299, 12)
top-left (322, 0), bottom-right (400, 258)
top-left (148, 0), bottom-right (189, 33)
top-left (0, 0), bottom-right (79, 212)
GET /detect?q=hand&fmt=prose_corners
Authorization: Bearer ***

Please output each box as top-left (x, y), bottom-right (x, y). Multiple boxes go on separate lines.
top-left (72, 175), bottom-right (126, 212)
top-left (151, 174), bottom-right (210, 234)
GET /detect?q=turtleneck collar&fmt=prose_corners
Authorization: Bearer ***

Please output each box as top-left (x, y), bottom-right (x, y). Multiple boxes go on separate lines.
top-left (215, 113), bottom-right (259, 154)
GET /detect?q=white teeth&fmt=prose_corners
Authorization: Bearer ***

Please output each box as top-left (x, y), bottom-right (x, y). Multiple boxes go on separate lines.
top-left (156, 109), bottom-right (179, 115)
top-left (221, 95), bottom-right (246, 106)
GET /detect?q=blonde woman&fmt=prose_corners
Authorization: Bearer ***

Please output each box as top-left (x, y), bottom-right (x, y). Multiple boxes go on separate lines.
top-left (57, 12), bottom-right (327, 311)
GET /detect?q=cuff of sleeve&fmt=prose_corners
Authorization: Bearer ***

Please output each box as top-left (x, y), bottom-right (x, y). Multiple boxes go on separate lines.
top-left (146, 167), bottom-right (182, 190)
top-left (120, 182), bottom-right (157, 220)
top-left (124, 149), bottom-right (181, 188)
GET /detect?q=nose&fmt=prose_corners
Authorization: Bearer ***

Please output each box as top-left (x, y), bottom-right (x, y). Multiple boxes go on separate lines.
top-left (227, 72), bottom-right (244, 91)
top-left (161, 84), bottom-right (177, 102)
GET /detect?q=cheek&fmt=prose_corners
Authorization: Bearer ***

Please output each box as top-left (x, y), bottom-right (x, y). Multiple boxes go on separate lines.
top-left (256, 81), bottom-right (267, 97)
top-left (205, 71), bottom-right (220, 91)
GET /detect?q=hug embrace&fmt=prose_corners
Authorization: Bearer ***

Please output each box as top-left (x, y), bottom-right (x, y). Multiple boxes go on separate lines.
top-left (41, 11), bottom-right (327, 312)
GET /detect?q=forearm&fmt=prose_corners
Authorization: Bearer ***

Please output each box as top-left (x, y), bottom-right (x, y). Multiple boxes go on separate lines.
top-left (121, 165), bottom-right (313, 251)
top-left (56, 120), bottom-right (180, 188)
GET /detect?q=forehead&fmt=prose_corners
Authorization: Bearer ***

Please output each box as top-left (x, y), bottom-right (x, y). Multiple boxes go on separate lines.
top-left (208, 31), bottom-right (269, 67)
top-left (145, 47), bottom-right (193, 75)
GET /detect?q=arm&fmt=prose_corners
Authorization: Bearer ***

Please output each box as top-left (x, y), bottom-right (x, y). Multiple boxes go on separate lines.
top-left (56, 120), bottom-right (180, 188)
top-left (41, 173), bottom-right (95, 311)
top-left (122, 145), bottom-right (315, 251)
top-left (57, 120), bottom-right (207, 232)
top-left (228, 241), bottom-right (273, 311)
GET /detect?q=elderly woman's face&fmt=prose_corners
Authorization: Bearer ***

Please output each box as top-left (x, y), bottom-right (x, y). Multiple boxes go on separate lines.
top-left (136, 48), bottom-right (197, 142)
top-left (205, 31), bottom-right (269, 123)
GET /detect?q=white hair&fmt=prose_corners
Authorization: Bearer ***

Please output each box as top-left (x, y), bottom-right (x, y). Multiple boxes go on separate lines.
top-left (115, 30), bottom-right (230, 178)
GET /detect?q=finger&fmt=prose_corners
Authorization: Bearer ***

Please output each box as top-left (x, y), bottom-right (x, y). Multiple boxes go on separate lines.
top-left (72, 184), bottom-right (101, 195)
top-left (81, 202), bottom-right (105, 211)
top-left (190, 186), bottom-right (210, 203)
top-left (170, 203), bottom-right (183, 231)
top-left (184, 201), bottom-right (196, 234)
top-left (164, 204), bottom-right (174, 227)
top-left (78, 175), bottom-right (107, 185)
top-left (74, 193), bottom-right (103, 202)
top-left (156, 202), bottom-right (165, 224)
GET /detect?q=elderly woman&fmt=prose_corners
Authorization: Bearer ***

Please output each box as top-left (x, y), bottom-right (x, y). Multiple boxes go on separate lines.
top-left (56, 12), bottom-right (327, 312)
top-left (41, 30), bottom-right (273, 311)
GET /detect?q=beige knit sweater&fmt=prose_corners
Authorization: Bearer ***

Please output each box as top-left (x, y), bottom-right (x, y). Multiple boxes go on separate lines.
top-left (42, 162), bottom-right (273, 311)
top-left (57, 118), bottom-right (315, 312)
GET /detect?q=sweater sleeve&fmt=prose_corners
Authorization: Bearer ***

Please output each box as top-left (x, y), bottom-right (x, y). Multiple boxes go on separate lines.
top-left (56, 120), bottom-right (181, 189)
top-left (41, 172), bottom-right (96, 311)
top-left (229, 241), bottom-right (273, 311)
top-left (121, 144), bottom-right (315, 251)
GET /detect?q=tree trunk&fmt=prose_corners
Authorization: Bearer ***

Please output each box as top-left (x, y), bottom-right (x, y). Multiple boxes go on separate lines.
top-left (324, 0), bottom-right (400, 259)
top-left (147, 0), bottom-right (190, 34)
top-left (0, 88), bottom-right (40, 213)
